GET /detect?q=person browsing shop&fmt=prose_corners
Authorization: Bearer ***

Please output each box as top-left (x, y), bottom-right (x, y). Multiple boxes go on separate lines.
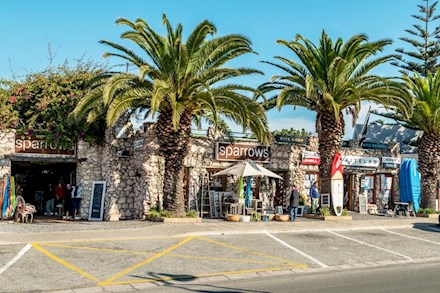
top-left (310, 181), bottom-right (320, 214)
top-left (289, 185), bottom-right (300, 222)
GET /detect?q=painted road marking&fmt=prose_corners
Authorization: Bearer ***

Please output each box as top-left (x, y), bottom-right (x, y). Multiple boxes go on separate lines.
top-left (427, 226), bottom-right (440, 233)
top-left (39, 242), bottom-right (289, 266)
top-left (99, 236), bottom-right (195, 286)
top-left (0, 244), bottom-right (32, 276)
top-left (33, 235), bottom-right (307, 286)
top-left (197, 236), bottom-right (305, 267)
top-left (383, 229), bottom-right (440, 245)
top-left (32, 243), bottom-right (98, 282)
top-left (264, 232), bottom-right (328, 268)
top-left (327, 230), bottom-right (412, 260)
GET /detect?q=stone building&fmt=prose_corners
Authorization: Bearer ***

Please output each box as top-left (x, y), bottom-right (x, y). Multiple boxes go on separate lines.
top-left (0, 123), bottom-right (401, 220)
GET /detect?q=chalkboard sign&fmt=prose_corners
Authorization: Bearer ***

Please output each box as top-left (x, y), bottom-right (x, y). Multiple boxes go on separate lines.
top-left (359, 193), bottom-right (367, 214)
top-left (88, 181), bottom-right (106, 221)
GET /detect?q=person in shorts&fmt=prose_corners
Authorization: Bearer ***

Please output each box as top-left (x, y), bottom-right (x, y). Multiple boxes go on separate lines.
top-left (71, 185), bottom-right (83, 220)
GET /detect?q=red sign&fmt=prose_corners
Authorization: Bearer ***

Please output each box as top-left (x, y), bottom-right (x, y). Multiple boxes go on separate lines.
top-left (302, 151), bottom-right (320, 165)
top-left (216, 142), bottom-right (270, 162)
top-left (15, 136), bottom-right (76, 156)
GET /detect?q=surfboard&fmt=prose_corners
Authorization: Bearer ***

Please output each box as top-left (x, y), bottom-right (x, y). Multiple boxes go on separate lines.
top-left (331, 152), bottom-right (344, 216)
top-left (407, 159), bottom-right (421, 212)
top-left (399, 159), bottom-right (409, 203)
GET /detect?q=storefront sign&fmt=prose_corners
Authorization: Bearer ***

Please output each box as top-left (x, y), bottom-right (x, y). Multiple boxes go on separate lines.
top-left (275, 135), bottom-right (308, 145)
top-left (216, 142), bottom-right (270, 162)
top-left (361, 141), bottom-right (390, 150)
top-left (88, 181), bottom-right (106, 221)
top-left (382, 157), bottom-right (401, 168)
top-left (133, 139), bottom-right (144, 149)
top-left (15, 136), bottom-right (75, 156)
top-left (342, 156), bottom-right (380, 168)
top-left (302, 151), bottom-right (320, 165)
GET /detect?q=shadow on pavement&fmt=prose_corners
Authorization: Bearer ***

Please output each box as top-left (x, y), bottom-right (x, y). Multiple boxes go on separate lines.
top-left (413, 222), bottom-right (440, 232)
top-left (130, 272), bottom-right (269, 293)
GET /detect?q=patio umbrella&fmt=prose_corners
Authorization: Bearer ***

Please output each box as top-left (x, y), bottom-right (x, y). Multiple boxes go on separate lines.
top-left (212, 160), bottom-right (283, 179)
top-left (213, 160), bottom-right (283, 214)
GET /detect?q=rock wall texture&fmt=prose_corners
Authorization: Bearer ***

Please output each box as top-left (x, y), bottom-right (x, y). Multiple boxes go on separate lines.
top-left (0, 131), bottom-right (14, 178)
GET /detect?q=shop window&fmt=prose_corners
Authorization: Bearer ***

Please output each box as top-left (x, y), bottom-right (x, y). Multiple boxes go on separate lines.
top-left (381, 175), bottom-right (394, 204)
top-left (304, 173), bottom-right (318, 197)
top-left (206, 169), bottom-right (226, 191)
top-left (365, 175), bottom-right (376, 204)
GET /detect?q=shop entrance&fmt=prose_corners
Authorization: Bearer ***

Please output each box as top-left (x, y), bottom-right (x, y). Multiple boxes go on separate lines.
top-left (11, 161), bottom-right (76, 215)
top-left (344, 174), bottom-right (354, 211)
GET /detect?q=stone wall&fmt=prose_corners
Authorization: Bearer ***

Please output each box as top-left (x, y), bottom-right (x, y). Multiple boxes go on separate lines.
top-left (0, 131), bottom-right (14, 178)
top-left (76, 140), bottom-right (103, 220)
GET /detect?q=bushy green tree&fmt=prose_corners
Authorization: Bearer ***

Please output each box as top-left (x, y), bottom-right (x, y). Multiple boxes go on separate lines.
top-left (0, 61), bottom-right (106, 145)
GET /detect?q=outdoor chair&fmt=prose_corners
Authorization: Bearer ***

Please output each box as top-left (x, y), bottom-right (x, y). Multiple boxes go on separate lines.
top-left (15, 196), bottom-right (37, 223)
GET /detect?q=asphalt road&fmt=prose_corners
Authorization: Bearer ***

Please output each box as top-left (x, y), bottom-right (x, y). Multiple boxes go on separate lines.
top-left (1, 223), bottom-right (440, 292)
top-left (150, 261), bottom-right (440, 293)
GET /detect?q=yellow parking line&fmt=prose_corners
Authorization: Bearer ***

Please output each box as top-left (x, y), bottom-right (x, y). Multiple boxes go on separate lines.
top-left (106, 266), bottom-right (302, 286)
top-left (99, 236), bottom-right (195, 286)
top-left (31, 243), bottom-right (98, 282)
top-left (196, 236), bottom-right (304, 267)
top-left (39, 243), bottom-right (288, 266)
top-left (31, 235), bottom-right (186, 245)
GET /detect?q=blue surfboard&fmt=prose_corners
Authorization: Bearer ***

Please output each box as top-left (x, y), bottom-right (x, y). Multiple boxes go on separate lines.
top-left (399, 159), bottom-right (409, 203)
top-left (407, 159), bottom-right (421, 212)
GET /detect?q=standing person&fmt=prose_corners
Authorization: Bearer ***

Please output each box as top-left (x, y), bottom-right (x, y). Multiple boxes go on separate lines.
top-left (54, 182), bottom-right (65, 216)
top-left (71, 185), bottom-right (83, 220)
top-left (44, 184), bottom-right (55, 216)
top-left (310, 181), bottom-right (320, 214)
top-left (289, 185), bottom-right (300, 222)
top-left (64, 184), bottom-right (73, 220)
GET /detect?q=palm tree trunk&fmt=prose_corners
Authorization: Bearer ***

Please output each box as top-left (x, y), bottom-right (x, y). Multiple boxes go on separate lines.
top-left (418, 133), bottom-right (440, 209)
top-left (317, 111), bottom-right (344, 195)
top-left (156, 110), bottom-right (192, 217)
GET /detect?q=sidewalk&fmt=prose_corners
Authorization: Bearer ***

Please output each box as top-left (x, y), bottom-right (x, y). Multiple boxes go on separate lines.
top-left (1, 213), bottom-right (438, 244)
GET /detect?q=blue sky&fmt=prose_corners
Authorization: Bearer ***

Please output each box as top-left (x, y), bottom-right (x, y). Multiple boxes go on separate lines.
top-left (0, 0), bottom-right (422, 138)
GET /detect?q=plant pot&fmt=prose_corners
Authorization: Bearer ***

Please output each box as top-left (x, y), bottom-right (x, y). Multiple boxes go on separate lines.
top-left (239, 215), bottom-right (251, 222)
top-left (262, 214), bottom-right (275, 221)
top-left (227, 214), bottom-right (240, 222)
top-left (275, 214), bottom-right (290, 222)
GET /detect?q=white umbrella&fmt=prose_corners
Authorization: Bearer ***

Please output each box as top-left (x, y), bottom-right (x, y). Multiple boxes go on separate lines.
top-left (212, 160), bottom-right (283, 179)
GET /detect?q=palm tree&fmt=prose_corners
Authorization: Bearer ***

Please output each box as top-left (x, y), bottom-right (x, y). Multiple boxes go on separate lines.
top-left (71, 15), bottom-right (270, 216)
top-left (378, 71), bottom-right (440, 210)
top-left (258, 31), bottom-right (401, 195)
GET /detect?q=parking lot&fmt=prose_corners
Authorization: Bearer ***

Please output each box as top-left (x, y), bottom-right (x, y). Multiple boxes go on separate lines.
top-left (1, 223), bottom-right (440, 292)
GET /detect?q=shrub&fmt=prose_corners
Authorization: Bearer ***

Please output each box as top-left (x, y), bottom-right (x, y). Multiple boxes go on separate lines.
top-left (418, 207), bottom-right (436, 214)
top-left (318, 207), bottom-right (331, 216)
top-left (186, 210), bottom-right (198, 218)
top-left (341, 209), bottom-right (348, 216)
top-left (147, 208), bottom-right (174, 218)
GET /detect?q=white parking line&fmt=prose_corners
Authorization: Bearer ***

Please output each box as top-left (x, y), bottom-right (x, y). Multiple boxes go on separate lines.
top-left (0, 244), bottom-right (32, 275)
top-left (264, 232), bottom-right (328, 268)
top-left (383, 229), bottom-right (440, 245)
top-left (427, 226), bottom-right (440, 233)
top-left (327, 230), bottom-right (412, 260)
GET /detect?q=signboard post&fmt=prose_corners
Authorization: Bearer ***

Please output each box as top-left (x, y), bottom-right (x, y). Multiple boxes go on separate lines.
top-left (88, 181), bottom-right (107, 221)
top-left (321, 193), bottom-right (330, 208)
top-left (302, 151), bottom-right (321, 165)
